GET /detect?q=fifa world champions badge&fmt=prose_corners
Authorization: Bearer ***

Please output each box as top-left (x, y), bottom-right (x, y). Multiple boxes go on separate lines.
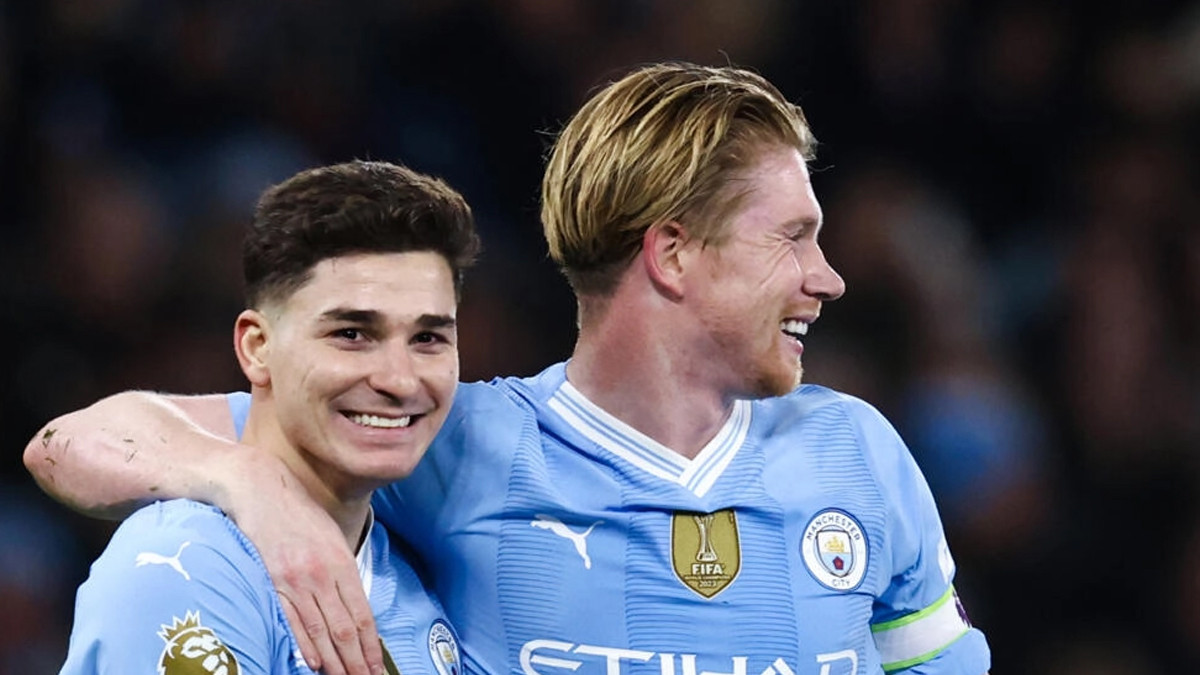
top-left (801, 509), bottom-right (869, 591)
top-left (671, 509), bottom-right (741, 599)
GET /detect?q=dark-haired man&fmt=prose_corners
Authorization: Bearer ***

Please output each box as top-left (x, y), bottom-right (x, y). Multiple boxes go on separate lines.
top-left (56, 160), bottom-right (478, 675)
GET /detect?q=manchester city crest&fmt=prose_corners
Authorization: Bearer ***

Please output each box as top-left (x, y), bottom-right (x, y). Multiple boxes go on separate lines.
top-left (801, 509), bottom-right (868, 591)
top-left (428, 619), bottom-right (461, 675)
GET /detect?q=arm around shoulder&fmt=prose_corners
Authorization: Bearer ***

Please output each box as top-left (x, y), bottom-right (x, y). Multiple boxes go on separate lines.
top-left (23, 390), bottom-right (245, 519)
top-left (25, 389), bottom-right (381, 674)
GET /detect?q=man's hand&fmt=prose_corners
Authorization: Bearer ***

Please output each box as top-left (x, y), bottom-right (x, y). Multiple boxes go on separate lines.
top-left (226, 456), bottom-right (384, 675)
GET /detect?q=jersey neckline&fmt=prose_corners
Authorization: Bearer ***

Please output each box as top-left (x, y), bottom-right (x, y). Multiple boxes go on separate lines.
top-left (546, 379), bottom-right (752, 498)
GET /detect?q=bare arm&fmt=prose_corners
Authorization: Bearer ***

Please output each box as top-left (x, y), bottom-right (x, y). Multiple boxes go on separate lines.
top-left (23, 391), bottom-right (385, 675)
top-left (24, 391), bottom-right (241, 518)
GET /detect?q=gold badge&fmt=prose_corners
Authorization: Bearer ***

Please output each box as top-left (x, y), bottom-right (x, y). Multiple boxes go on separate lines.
top-left (671, 509), bottom-right (740, 598)
top-left (157, 611), bottom-right (240, 674)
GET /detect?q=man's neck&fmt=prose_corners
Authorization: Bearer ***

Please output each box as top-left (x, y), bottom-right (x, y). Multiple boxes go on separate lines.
top-left (567, 332), bottom-right (733, 461)
top-left (326, 497), bottom-right (375, 555)
top-left (242, 405), bottom-right (377, 553)
top-left (273, 452), bottom-right (375, 553)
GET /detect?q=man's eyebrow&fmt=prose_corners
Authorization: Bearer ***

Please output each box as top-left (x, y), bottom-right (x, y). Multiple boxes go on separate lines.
top-left (319, 308), bottom-right (383, 325)
top-left (783, 216), bottom-right (823, 233)
top-left (415, 314), bottom-right (457, 330)
top-left (318, 308), bottom-right (456, 329)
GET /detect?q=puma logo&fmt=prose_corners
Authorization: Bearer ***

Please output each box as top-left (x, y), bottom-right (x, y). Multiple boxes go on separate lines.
top-left (136, 541), bottom-right (192, 580)
top-left (531, 514), bottom-right (602, 569)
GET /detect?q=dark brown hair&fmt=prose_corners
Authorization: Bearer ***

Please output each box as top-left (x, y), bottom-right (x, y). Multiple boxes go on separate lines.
top-left (243, 160), bottom-right (480, 308)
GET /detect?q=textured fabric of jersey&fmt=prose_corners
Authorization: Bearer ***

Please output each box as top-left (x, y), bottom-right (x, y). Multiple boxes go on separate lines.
top-left (233, 362), bottom-right (990, 675)
top-left (60, 498), bottom-right (461, 675)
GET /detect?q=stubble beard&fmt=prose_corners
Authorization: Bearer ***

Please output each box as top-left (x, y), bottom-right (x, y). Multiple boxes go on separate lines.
top-left (706, 319), bottom-right (802, 400)
top-left (745, 356), bottom-right (803, 400)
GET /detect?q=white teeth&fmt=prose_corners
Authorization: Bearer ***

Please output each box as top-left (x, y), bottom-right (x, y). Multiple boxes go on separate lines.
top-left (347, 413), bottom-right (412, 429)
top-left (781, 320), bottom-right (809, 337)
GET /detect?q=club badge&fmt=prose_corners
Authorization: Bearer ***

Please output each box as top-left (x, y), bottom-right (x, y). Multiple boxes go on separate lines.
top-left (428, 619), bottom-right (461, 675)
top-left (801, 509), bottom-right (868, 591)
top-left (671, 509), bottom-right (741, 598)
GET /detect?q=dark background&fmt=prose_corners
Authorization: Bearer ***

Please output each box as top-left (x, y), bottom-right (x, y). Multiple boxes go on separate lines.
top-left (2, 1), bottom-right (1199, 672)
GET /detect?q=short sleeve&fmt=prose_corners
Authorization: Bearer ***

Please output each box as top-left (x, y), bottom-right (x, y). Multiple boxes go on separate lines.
top-left (60, 500), bottom-right (290, 674)
top-left (846, 397), bottom-right (991, 674)
top-left (372, 401), bottom-right (469, 548)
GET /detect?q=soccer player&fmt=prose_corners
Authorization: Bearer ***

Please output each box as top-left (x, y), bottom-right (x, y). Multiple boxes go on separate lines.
top-left (52, 160), bottom-right (479, 674)
top-left (28, 63), bottom-right (991, 675)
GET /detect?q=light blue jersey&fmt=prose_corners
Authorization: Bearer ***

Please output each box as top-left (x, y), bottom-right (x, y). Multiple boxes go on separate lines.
top-left (231, 362), bottom-right (990, 675)
top-left (61, 499), bottom-right (462, 675)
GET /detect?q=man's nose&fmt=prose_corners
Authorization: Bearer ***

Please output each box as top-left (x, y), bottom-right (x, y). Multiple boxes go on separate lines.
top-left (368, 343), bottom-right (420, 397)
top-left (804, 245), bottom-right (846, 301)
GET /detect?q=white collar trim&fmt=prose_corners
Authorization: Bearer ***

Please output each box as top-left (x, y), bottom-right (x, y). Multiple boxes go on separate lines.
top-left (355, 508), bottom-right (374, 597)
top-left (548, 381), bottom-right (751, 497)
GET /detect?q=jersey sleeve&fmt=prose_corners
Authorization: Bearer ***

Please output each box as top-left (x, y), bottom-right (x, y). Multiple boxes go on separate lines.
top-left (60, 500), bottom-right (292, 674)
top-left (845, 396), bottom-right (991, 674)
top-left (372, 396), bottom-right (471, 548)
top-left (372, 381), bottom-right (518, 548)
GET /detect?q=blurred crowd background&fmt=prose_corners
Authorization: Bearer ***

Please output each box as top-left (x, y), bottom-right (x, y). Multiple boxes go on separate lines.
top-left (2, 0), bottom-right (1198, 672)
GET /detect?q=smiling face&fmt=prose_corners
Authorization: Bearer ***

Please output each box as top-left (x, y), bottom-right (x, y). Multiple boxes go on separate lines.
top-left (685, 145), bottom-right (845, 399)
top-left (238, 251), bottom-right (459, 500)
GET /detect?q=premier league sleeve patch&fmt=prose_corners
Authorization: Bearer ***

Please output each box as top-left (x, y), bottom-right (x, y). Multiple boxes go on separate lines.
top-left (156, 611), bottom-right (240, 674)
top-left (801, 509), bottom-right (869, 591)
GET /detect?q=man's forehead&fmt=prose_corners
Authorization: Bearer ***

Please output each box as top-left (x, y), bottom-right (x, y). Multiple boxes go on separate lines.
top-left (284, 255), bottom-right (458, 325)
top-left (306, 253), bottom-right (455, 289)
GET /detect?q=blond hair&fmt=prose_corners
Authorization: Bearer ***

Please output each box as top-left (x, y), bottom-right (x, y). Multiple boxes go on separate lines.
top-left (541, 62), bottom-right (816, 296)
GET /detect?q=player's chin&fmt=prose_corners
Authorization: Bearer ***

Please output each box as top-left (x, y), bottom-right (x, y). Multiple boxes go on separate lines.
top-left (746, 364), bottom-right (802, 399)
top-left (358, 451), bottom-right (426, 484)
top-left (355, 436), bottom-right (434, 478)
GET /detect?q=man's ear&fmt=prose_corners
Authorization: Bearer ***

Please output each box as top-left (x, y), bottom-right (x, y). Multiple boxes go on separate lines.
top-left (641, 220), bottom-right (691, 300)
top-left (234, 309), bottom-right (271, 387)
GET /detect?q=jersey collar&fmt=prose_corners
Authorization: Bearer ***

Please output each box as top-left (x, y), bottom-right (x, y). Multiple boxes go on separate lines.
top-left (356, 507), bottom-right (375, 597)
top-left (548, 380), bottom-right (751, 498)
